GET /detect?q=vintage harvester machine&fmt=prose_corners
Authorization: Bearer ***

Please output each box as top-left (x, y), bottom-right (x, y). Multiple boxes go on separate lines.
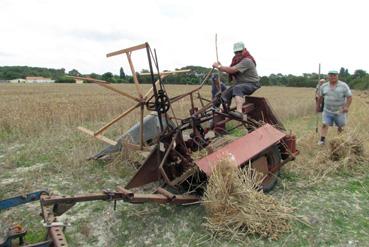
top-left (0, 43), bottom-right (298, 247)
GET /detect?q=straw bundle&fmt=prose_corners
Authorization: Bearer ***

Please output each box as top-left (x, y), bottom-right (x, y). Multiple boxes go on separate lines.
top-left (203, 156), bottom-right (293, 241)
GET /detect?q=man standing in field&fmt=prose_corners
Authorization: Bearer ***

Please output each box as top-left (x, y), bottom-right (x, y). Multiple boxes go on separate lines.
top-left (212, 42), bottom-right (260, 120)
top-left (316, 70), bottom-right (352, 145)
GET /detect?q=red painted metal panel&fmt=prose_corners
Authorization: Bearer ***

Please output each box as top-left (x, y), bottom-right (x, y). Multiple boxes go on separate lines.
top-left (195, 124), bottom-right (286, 176)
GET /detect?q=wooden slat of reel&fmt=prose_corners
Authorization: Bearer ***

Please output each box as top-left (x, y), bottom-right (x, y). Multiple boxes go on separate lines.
top-left (72, 43), bottom-right (190, 151)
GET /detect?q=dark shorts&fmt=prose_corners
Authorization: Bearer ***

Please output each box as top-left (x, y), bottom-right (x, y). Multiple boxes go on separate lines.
top-left (221, 82), bottom-right (260, 103)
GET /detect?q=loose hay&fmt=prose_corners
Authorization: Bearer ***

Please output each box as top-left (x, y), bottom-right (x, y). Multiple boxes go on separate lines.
top-left (329, 134), bottom-right (365, 162)
top-left (105, 136), bottom-right (148, 175)
top-left (203, 156), bottom-right (293, 241)
top-left (288, 128), bottom-right (368, 186)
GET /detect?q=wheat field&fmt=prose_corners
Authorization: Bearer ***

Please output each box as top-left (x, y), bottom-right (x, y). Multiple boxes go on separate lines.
top-left (0, 83), bottom-right (368, 246)
top-left (0, 84), bottom-right (315, 136)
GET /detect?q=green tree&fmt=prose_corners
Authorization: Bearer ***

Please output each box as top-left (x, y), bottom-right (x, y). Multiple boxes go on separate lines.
top-left (353, 69), bottom-right (366, 79)
top-left (339, 67), bottom-right (350, 81)
top-left (119, 67), bottom-right (126, 79)
top-left (260, 76), bottom-right (270, 85)
top-left (88, 73), bottom-right (99, 79)
top-left (102, 72), bottom-right (113, 82)
top-left (68, 69), bottom-right (81, 76)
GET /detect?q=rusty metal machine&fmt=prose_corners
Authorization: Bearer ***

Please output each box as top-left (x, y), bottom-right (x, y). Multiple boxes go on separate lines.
top-left (0, 43), bottom-right (298, 247)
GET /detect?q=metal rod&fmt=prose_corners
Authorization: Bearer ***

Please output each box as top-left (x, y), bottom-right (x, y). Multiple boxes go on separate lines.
top-left (197, 92), bottom-right (206, 106)
top-left (41, 191), bottom-right (200, 206)
top-left (146, 43), bottom-right (164, 132)
top-left (140, 103), bottom-right (144, 150)
top-left (190, 93), bottom-right (195, 110)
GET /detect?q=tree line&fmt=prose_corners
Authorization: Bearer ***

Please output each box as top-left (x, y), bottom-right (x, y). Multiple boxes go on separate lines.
top-left (0, 66), bottom-right (368, 90)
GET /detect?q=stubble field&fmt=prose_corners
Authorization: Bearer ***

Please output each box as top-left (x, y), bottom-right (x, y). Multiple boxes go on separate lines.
top-left (0, 83), bottom-right (368, 246)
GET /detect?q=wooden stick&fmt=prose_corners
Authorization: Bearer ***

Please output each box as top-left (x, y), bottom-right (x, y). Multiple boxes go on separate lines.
top-left (95, 82), bottom-right (140, 102)
top-left (215, 33), bottom-right (219, 63)
top-left (68, 76), bottom-right (140, 102)
top-left (169, 69), bottom-right (213, 104)
top-left (126, 52), bottom-right (143, 98)
top-left (140, 69), bottom-right (190, 76)
top-left (215, 33), bottom-right (221, 92)
top-left (78, 127), bottom-right (117, 146)
top-left (94, 103), bottom-right (140, 136)
top-left (316, 63), bottom-right (321, 134)
top-left (106, 43), bottom-right (147, 57)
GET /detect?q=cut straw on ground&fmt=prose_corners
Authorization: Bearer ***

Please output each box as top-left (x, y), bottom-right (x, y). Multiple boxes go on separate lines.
top-left (202, 155), bottom-right (294, 241)
top-left (287, 127), bottom-right (368, 187)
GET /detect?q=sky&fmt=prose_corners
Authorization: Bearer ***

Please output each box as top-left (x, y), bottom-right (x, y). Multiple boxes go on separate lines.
top-left (0, 0), bottom-right (368, 76)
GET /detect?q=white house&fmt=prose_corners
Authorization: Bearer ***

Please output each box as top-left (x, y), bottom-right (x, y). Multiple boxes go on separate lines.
top-left (25, 76), bottom-right (55, 83)
top-left (10, 78), bottom-right (26, 83)
top-left (75, 79), bottom-right (84, 84)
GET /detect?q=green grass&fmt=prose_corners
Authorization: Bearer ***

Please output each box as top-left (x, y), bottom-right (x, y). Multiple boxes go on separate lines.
top-left (1, 128), bottom-right (368, 247)
top-left (226, 121), bottom-right (247, 137)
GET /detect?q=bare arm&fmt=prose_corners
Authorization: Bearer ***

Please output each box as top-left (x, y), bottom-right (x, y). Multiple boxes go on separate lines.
top-left (342, 96), bottom-right (352, 112)
top-left (212, 62), bottom-right (238, 74)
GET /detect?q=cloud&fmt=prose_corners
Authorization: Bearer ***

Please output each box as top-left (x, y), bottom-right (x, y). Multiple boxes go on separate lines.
top-left (0, 0), bottom-right (368, 76)
top-left (64, 29), bottom-right (143, 43)
top-left (157, 1), bottom-right (193, 19)
top-left (0, 51), bottom-right (12, 57)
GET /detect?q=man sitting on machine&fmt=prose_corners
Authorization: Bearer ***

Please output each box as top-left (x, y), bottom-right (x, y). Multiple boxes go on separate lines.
top-left (212, 41), bottom-right (261, 121)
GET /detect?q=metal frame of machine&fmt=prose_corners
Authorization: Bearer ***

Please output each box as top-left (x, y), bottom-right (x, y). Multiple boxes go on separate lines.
top-left (1, 43), bottom-right (298, 247)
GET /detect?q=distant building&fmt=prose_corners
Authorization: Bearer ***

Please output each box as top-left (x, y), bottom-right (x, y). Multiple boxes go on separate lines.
top-left (25, 76), bottom-right (55, 83)
top-left (10, 78), bottom-right (26, 83)
top-left (75, 79), bottom-right (84, 84)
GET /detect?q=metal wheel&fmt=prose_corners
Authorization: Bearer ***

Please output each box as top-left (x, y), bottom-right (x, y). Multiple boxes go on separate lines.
top-left (261, 145), bottom-right (282, 192)
top-left (261, 171), bottom-right (279, 193)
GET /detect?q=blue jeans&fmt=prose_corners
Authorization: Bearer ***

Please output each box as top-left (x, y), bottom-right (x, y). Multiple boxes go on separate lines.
top-left (322, 111), bottom-right (346, 127)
